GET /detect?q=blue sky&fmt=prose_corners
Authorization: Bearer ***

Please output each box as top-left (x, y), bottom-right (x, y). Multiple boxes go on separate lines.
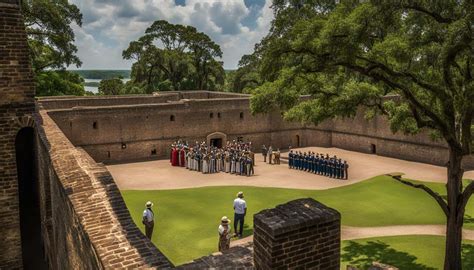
top-left (70, 0), bottom-right (273, 70)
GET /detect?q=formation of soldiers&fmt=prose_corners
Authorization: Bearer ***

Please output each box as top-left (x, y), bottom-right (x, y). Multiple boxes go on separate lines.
top-left (288, 151), bottom-right (349, 179)
top-left (170, 140), bottom-right (255, 176)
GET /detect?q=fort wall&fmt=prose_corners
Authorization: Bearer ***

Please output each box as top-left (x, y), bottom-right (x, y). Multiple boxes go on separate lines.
top-left (35, 111), bottom-right (173, 269)
top-left (0, 1), bottom-right (37, 267)
top-left (41, 94), bottom-right (473, 169)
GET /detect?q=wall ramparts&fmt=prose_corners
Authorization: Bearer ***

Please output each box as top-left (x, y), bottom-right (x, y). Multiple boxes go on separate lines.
top-left (35, 110), bottom-right (173, 269)
top-left (40, 95), bottom-right (474, 169)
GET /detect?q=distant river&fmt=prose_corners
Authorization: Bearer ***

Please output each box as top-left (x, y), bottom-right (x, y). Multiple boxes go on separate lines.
top-left (84, 78), bottom-right (131, 93)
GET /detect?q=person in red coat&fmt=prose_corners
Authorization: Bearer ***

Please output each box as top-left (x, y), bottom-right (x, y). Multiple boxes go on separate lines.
top-left (171, 147), bottom-right (179, 166)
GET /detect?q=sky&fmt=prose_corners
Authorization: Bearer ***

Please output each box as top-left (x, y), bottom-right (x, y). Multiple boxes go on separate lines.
top-left (70, 0), bottom-right (274, 70)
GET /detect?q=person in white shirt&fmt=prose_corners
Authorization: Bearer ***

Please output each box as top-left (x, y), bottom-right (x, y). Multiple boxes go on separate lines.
top-left (233, 191), bottom-right (247, 238)
top-left (142, 201), bottom-right (155, 239)
top-left (218, 216), bottom-right (232, 251)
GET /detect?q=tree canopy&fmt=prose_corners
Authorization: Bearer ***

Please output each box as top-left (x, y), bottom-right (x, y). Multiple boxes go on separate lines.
top-left (123, 20), bottom-right (225, 93)
top-left (22, 0), bottom-right (85, 96)
top-left (245, 1), bottom-right (473, 269)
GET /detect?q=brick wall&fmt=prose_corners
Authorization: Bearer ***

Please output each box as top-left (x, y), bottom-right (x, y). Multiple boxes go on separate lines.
top-left (35, 110), bottom-right (173, 269)
top-left (39, 93), bottom-right (474, 169)
top-left (0, 0), bottom-right (36, 267)
top-left (253, 198), bottom-right (341, 270)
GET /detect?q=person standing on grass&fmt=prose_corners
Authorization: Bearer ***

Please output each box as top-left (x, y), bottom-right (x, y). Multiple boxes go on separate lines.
top-left (142, 201), bottom-right (155, 239)
top-left (218, 216), bottom-right (232, 252)
top-left (233, 192), bottom-right (247, 238)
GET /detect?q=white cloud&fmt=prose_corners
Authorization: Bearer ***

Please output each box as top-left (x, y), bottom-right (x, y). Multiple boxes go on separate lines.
top-left (70, 0), bottom-right (274, 70)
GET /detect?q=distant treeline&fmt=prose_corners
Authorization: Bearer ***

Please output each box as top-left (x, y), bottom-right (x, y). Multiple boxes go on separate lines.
top-left (70, 70), bottom-right (131, 79)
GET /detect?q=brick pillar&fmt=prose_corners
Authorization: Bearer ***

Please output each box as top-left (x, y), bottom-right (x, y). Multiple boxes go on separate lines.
top-left (253, 198), bottom-right (341, 270)
top-left (0, 0), bottom-right (36, 268)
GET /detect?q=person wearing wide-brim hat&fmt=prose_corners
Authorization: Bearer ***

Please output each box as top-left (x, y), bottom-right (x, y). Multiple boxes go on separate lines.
top-left (142, 201), bottom-right (155, 239)
top-left (218, 216), bottom-right (232, 252)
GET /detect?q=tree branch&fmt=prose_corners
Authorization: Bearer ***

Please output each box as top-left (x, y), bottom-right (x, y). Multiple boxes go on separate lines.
top-left (400, 4), bottom-right (454, 23)
top-left (339, 61), bottom-right (451, 134)
top-left (388, 174), bottom-right (449, 216)
top-left (409, 104), bottom-right (437, 129)
top-left (460, 181), bottom-right (474, 216)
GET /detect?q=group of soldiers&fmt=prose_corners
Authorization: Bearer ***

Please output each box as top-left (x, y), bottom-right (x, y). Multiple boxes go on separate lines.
top-left (261, 145), bottom-right (281, 165)
top-left (288, 150), bottom-right (349, 179)
top-left (170, 140), bottom-right (255, 176)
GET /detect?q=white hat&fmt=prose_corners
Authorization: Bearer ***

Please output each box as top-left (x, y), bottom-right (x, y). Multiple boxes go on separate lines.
top-left (221, 216), bottom-right (230, 224)
top-left (146, 201), bottom-right (153, 207)
top-left (237, 191), bottom-right (244, 198)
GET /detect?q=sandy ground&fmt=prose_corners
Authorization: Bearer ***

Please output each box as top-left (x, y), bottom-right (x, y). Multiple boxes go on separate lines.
top-left (107, 146), bottom-right (473, 190)
top-left (230, 225), bottom-right (474, 247)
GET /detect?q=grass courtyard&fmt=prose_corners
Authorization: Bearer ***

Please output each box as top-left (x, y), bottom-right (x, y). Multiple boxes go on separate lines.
top-left (121, 175), bottom-right (474, 266)
top-left (340, 235), bottom-right (474, 270)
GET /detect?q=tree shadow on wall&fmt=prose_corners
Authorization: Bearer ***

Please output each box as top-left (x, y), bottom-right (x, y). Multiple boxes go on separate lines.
top-left (341, 240), bottom-right (436, 270)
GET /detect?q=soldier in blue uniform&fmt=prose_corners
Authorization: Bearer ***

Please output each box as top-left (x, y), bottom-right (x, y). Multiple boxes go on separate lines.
top-left (324, 155), bottom-right (329, 176)
top-left (343, 160), bottom-right (349, 180)
top-left (301, 152), bottom-right (308, 171)
top-left (288, 150), bottom-right (294, 169)
top-left (336, 159), bottom-right (341, 179)
top-left (303, 152), bottom-right (309, 172)
top-left (327, 158), bottom-right (332, 178)
top-left (296, 152), bottom-right (301, 170)
top-left (314, 152), bottom-right (319, 173)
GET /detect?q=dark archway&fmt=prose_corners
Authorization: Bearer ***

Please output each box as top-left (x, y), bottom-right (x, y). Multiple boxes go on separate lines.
top-left (370, 144), bottom-right (377, 154)
top-left (296, 135), bottom-right (301, 147)
top-left (210, 138), bottom-right (223, 148)
top-left (15, 127), bottom-right (48, 269)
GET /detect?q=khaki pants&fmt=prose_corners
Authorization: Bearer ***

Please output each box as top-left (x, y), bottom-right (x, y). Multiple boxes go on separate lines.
top-left (145, 221), bottom-right (154, 239)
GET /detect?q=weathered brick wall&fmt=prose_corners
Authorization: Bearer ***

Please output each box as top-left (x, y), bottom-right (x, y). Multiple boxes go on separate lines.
top-left (35, 110), bottom-right (173, 269)
top-left (0, 0), bottom-right (36, 267)
top-left (45, 97), bottom-right (305, 163)
top-left (41, 94), bottom-right (474, 169)
top-left (253, 198), bottom-right (341, 270)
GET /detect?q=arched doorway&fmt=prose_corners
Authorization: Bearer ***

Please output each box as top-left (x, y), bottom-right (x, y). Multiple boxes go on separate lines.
top-left (206, 132), bottom-right (227, 148)
top-left (15, 127), bottom-right (48, 269)
top-left (296, 135), bottom-right (301, 147)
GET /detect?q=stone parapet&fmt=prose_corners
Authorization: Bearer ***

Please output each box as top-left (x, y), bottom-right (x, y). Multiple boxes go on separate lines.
top-left (253, 198), bottom-right (341, 270)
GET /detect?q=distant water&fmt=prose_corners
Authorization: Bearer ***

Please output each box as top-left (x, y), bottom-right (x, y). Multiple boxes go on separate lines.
top-left (84, 78), bottom-right (130, 93)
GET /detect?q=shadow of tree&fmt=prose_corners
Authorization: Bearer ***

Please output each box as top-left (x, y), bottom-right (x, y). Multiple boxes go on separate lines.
top-left (342, 240), bottom-right (436, 270)
top-left (242, 223), bottom-right (252, 238)
top-left (464, 214), bottom-right (474, 225)
top-left (462, 243), bottom-right (474, 269)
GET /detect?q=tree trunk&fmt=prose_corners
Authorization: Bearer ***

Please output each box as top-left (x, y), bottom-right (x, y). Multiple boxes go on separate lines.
top-left (444, 147), bottom-right (464, 270)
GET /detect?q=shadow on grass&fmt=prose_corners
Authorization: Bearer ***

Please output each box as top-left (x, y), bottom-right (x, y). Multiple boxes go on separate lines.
top-left (242, 223), bottom-right (252, 238)
top-left (462, 243), bottom-right (474, 269)
top-left (342, 241), bottom-right (474, 270)
top-left (342, 240), bottom-right (435, 270)
top-left (464, 214), bottom-right (474, 225)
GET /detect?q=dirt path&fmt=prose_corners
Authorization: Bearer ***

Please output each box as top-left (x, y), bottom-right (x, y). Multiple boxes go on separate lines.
top-left (107, 147), bottom-right (473, 190)
top-left (230, 225), bottom-right (474, 247)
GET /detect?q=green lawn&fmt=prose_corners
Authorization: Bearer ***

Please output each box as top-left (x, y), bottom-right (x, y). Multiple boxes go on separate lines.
top-left (121, 175), bottom-right (474, 265)
top-left (341, 235), bottom-right (474, 270)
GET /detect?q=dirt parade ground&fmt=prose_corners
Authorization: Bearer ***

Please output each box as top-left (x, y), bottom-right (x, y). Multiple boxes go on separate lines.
top-left (108, 146), bottom-right (474, 190)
